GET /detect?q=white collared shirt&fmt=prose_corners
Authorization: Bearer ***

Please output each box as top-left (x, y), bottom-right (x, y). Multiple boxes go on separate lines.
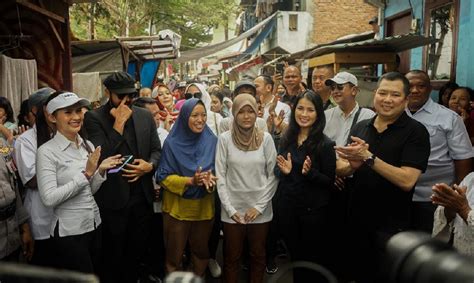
top-left (406, 98), bottom-right (474, 201)
top-left (324, 103), bottom-right (375, 146)
top-left (13, 126), bottom-right (53, 240)
top-left (36, 131), bottom-right (106, 237)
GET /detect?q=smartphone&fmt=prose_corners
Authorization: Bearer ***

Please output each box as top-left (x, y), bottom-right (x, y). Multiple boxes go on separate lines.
top-left (275, 63), bottom-right (284, 75)
top-left (108, 155), bottom-right (134, 174)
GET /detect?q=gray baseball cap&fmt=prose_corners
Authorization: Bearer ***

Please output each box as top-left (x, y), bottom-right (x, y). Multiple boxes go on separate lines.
top-left (325, 72), bottom-right (358, 86)
top-left (28, 87), bottom-right (56, 111)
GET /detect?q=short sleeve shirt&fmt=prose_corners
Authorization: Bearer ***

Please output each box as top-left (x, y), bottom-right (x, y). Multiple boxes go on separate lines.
top-left (324, 104), bottom-right (375, 146)
top-left (349, 112), bottom-right (430, 232)
top-left (406, 99), bottom-right (474, 201)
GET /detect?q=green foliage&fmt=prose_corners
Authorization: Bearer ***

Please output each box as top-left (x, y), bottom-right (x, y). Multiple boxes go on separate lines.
top-left (70, 0), bottom-right (238, 48)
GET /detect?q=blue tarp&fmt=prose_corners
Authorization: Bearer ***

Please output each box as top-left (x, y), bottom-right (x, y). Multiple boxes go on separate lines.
top-left (127, 61), bottom-right (161, 88)
top-left (234, 16), bottom-right (277, 62)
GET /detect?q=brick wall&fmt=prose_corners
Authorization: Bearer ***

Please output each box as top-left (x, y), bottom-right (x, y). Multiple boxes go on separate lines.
top-left (312, 0), bottom-right (378, 44)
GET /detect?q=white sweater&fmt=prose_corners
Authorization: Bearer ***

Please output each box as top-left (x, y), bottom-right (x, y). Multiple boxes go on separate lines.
top-left (215, 131), bottom-right (278, 224)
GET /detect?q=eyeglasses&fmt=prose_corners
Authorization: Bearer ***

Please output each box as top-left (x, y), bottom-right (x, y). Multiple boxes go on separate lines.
top-left (184, 92), bottom-right (202, 99)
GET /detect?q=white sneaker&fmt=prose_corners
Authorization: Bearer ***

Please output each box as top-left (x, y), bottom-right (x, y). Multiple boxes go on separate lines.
top-left (208, 258), bottom-right (222, 278)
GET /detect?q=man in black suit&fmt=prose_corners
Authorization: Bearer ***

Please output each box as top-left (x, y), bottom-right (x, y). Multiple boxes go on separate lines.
top-left (84, 72), bottom-right (161, 283)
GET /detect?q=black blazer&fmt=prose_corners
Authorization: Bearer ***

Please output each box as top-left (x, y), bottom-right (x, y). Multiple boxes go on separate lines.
top-left (84, 103), bottom-right (161, 210)
top-left (276, 135), bottom-right (336, 212)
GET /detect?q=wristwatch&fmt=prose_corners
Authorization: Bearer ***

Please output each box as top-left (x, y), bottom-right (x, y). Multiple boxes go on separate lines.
top-left (364, 153), bottom-right (376, 167)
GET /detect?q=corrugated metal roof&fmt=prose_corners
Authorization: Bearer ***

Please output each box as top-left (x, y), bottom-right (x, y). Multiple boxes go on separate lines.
top-left (305, 34), bottom-right (436, 58)
top-left (116, 30), bottom-right (181, 61)
top-left (72, 30), bottom-right (181, 62)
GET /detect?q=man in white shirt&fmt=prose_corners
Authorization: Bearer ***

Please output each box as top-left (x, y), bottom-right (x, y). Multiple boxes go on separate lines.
top-left (14, 87), bottom-right (56, 266)
top-left (406, 70), bottom-right (473, 233)
top-left (254, 75), bottom-right (291, 124)
top-left (324, 72), bottom-right (375, 146)
top-left (323, 72), bottom-right (375, 278)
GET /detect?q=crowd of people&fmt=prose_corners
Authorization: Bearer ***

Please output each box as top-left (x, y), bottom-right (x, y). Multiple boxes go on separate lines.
top-left (1, 65), bottom-right (473, 283)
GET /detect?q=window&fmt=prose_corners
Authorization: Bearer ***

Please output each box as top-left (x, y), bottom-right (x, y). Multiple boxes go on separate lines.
top-left (424, 0), bottom-right (458, 81)
top-left (289, 14), bottom-right (298, 31)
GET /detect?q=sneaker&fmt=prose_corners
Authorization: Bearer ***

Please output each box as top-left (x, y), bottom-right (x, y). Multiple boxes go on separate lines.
top-left (266, 261), bottom-right (278, 274)
top-left (208, 258), bottom-right (222, 278)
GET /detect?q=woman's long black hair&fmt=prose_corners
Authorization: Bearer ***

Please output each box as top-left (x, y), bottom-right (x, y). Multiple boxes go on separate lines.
top-left (279, 90), bottom-right (326, 158)
top-left (37, 91), bottom-right (92, 153)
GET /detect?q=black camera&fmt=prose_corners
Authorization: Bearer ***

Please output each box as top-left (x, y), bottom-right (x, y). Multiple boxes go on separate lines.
top-left (384, 231), bottom-right (474, 283)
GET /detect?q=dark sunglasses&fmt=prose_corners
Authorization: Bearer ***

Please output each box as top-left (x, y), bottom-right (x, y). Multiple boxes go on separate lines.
top-left (330, 83), bottom-right (350, 91)
top-left (184, 92), bottom-right (202, 99)
top-left (117, 92), bottom-right (138, 99)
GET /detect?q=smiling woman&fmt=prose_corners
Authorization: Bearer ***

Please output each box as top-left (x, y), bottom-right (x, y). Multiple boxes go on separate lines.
top-left (275, 90), bottom-right (336, 283)
top-left (156, 98), bottom-right (218, 277)
top-left (36, 91), bottom-right (121, 274)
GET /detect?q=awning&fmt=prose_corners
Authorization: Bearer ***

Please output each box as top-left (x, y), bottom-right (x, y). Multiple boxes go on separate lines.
top-left (71, 40), bottom-right (124, 73)
top-left (226, 56), bottom-right (265, 73)
top-left (176, 13), bottom-right (277, 63)
top-left (283, 31), bottom-right (375, 63)
top-left (233, 15), bottom-right (277, 62)
top-left (305, 34), bottom-right (436, 59)
top-left (116, 29), bottom-right (181, 61)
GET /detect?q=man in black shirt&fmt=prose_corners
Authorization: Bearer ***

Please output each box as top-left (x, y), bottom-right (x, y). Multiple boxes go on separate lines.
top-left (335, 72), bottom-right (430, 283)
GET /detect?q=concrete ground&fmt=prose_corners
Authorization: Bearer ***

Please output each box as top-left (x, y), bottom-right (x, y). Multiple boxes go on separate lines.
top-left (204, 239), bottom-right (293, 283)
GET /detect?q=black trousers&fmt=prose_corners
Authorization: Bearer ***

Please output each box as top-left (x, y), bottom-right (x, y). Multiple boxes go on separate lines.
top-left (146, 212), bottom-right (165, 278)
top-left (53, 225), bottom-right (102, 274)
top-left (30, 238), bottom-right (57, 268)
top-left (100, 194), bottom-right (153, 283)
top-left (278, 205), bottom-right (331, 283)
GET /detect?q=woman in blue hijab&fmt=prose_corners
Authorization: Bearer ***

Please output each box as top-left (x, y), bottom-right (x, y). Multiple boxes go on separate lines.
top-left (156, 98), bottom-right (218, 277)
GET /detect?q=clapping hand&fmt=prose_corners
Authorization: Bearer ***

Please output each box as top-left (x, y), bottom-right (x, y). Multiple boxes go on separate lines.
top-left (302, 155), bottom-right (311, 175)
top-left (334, 136), bottom-right (369, 170)
top-left (431, 183), bottom-right (471, 221)
top-left (277, 152), bottom-right (292, 175)
top-left (85, 146), bottom-right (102, 177)
top-left (202, 170), bottom-right (218, 193)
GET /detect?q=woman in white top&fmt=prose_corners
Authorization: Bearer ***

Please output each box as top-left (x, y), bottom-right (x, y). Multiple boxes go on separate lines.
top-left (432, 172), bottom-right (474, 256)
top-left (215, 93), bottom-right (278, 283)
top-left (36, 91), bottom-right (121, 273)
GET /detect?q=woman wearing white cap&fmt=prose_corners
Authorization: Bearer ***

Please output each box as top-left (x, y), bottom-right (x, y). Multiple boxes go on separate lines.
top-left (36, 91), bottom-right (122, 273)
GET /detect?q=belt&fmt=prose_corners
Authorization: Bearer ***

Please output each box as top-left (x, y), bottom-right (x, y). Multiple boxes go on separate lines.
top-left (0, 199), bottom-right (16, 221)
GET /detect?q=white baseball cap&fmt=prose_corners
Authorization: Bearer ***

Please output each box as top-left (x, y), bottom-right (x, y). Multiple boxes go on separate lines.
top-left (325, 72), bottom-right (358, 87)
top-left (46, 92), bottom-right (90, 114)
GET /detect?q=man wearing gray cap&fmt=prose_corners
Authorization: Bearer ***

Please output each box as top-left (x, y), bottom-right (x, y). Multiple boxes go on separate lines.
top-left (84, 71), bottom-right (161, 283)
top-left (324, 72), bottom-right (375, 146)
top-left (14, 87), bottom-right (56, 266)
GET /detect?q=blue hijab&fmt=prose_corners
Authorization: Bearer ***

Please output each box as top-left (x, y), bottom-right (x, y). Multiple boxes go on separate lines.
top-left (156, 98), bottom-right (218, 199)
